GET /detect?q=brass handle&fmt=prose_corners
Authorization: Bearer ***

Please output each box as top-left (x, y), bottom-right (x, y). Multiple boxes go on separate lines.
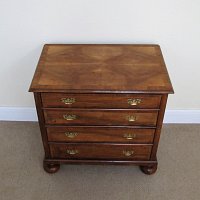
top-left (123, 150), bottom-right (134, 157)
top-left (61, 98), bottom-right (76, 105)
top-left (127, 98), bottom-right (142, 106)
top-left (63, 114), bottom-right (76, 121)
top-left (123, 133), bottom-right (136, 140)
top-left (65, 132), bottom-right (78, 138)
top-left (66, 149), bottom-right (79, 155)
top-left (127, 115), bottom-right (137, 122)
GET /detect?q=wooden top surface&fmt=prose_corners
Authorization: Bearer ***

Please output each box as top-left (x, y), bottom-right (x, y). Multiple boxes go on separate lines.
top-left (29, 44), bottom-right (174, 93)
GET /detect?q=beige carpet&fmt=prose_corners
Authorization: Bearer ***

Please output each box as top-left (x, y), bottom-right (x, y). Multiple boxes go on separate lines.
top-left (0, 122), bottom-right (199, 200)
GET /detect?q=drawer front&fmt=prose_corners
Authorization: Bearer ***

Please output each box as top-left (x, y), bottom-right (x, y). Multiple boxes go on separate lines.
top-left (42, 93), bottom-right (161, 109)
top-left (49, 143), bottom-right (152, 160)
top-left (44, 110), bottom-right (158, 126)
top-left (47, 127), bottom-right (155, 143)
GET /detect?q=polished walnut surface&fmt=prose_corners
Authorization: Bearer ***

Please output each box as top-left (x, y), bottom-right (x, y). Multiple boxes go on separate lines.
top-left (29, 44), bottom-right (173, 94)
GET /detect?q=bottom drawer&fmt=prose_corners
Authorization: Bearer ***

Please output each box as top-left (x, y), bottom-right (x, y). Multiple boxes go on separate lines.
top-left (49, 143), bottom-right (152, 160)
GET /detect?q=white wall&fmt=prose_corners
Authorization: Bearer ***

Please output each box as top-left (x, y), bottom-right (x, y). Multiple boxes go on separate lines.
top-left (1, 0), bottom-right (200, 109)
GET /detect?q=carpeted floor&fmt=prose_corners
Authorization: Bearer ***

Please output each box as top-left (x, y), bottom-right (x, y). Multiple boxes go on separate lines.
top-left (0, 122), bottom-right (199, 200)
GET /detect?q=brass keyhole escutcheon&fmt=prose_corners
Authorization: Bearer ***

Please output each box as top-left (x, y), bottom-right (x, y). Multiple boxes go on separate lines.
top-left (63, 114), bottom-right (76, 121)
top-left (66, 149), bottom-right (79, 155)
top-left (123, 133), bottom-right (136, 140)
top-left (127, 98), bottom-right (142, 106)
top-left (61, 98), bottom-right (76, 105)
top-left (65, 132), bottom-right (78, 138)
top-left (127, 115), bottom-right (137, 122)
top-left (123, 150), bottom-right (134, 157)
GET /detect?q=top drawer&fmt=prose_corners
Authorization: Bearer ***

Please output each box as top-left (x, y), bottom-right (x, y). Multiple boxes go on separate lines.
top-left (41, 93), bottom-right (161, 109)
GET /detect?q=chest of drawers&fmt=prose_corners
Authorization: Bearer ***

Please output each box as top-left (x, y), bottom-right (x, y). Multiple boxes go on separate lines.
top-left (29, 44), bottom-right (173, 175)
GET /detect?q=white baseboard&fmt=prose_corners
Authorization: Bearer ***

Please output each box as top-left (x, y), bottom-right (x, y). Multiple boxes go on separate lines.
top-left (0, 107), bottom-right (200, 123)
top-left (0, 107), bottom-right (38, 121)
top-left (163, 110), bottom-right (200, 124)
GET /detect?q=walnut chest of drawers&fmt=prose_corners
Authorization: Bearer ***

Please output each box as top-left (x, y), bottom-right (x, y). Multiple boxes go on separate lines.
top-left (29, 44), bottom-right (173, 175)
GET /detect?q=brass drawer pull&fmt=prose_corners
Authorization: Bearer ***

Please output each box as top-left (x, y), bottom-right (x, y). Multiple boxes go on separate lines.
top-left (123, 133), bottom-right (136, 140)
top-left (65, 132), bottom-right (78, 138)
top-left (123, 150), bottom-right (134, 157)
top-left (61, 98), bottom-right (76, 105)
top-left (127, 115), bottom-right (137, 122)
top-left (127, 98), bottom-right (142, 106)
top-left (66, 149), bottom-right (79, 155)
top-left (63, 114), bottom-right (76, 121)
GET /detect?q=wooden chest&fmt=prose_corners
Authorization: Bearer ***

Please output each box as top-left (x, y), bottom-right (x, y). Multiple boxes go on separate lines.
top-left (29, 44), bottom-right (173, 175)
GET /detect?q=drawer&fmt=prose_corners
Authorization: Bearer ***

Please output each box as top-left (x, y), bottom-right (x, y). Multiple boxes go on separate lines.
top-left (47, 127), bottom-right (155, 143)
top-left (44, 109), bottom-right (158, 126)
top-left (41, 93), bottom-right (161, 109)
top-left (49, 143), bottom-right (152, 160)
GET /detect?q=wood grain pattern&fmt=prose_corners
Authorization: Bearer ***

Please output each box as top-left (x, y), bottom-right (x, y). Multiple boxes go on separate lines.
top-left (29, 44), bottom-right (174, 94)
top-left (44, 109), bottom-right (158, 126)
top-left (42, 93), bottom-right (161, 109)
top-left (47, 126), bottom-right (155, 143)
top-left (34, 93), bottom-right (50, 158)
top-left (150, 94), bottom-right (168, 160)
top-left (49, 143), bottom-right (152, 160)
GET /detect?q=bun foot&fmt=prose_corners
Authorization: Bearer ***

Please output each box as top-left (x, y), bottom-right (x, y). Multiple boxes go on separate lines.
top-left (140, 164), bottom-right (157, 175)
top-left (43, 162), bottom-right (60, 174)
